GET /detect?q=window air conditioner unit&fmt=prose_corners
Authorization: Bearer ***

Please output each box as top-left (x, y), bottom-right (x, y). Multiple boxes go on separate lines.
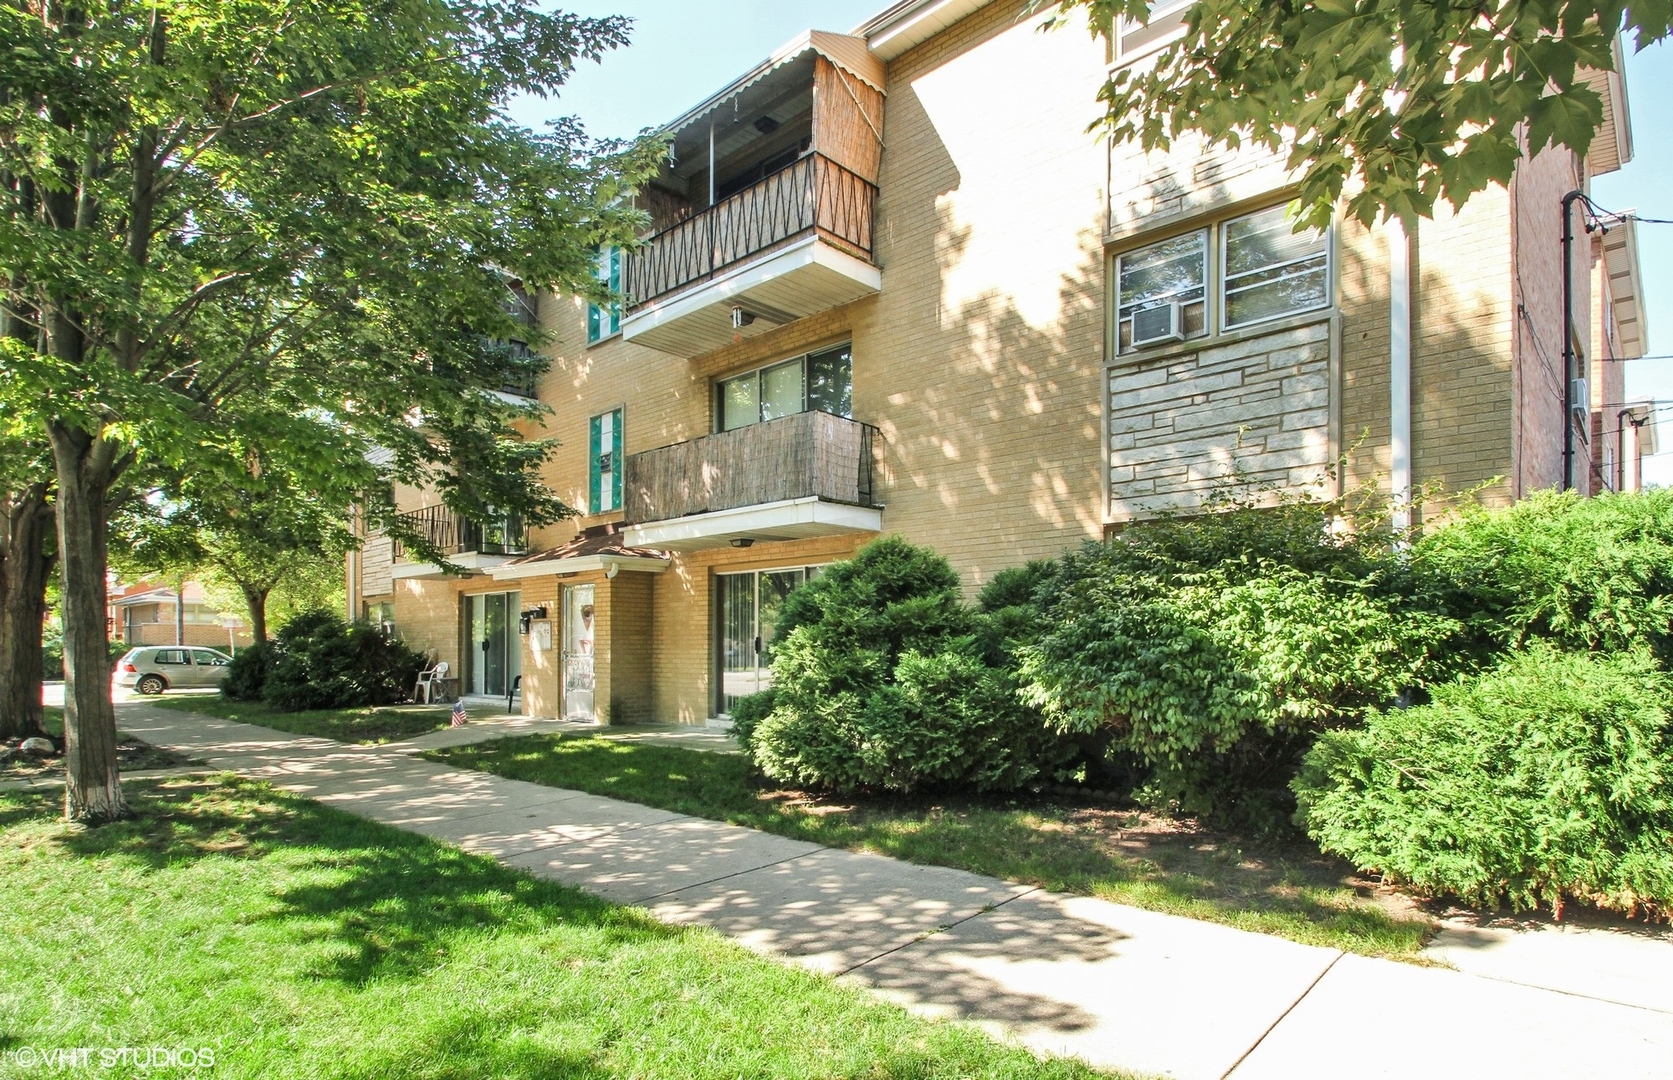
top-left (1130, 302), bottom-right (1184, 348)
top-left (1570, 378), bottom-right (1590, 422)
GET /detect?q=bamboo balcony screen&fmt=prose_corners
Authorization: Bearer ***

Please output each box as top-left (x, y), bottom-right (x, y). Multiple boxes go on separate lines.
top-left (624, 153), bottom-right (876, 308)
top-left (623, 411), bottom-right (878, 525)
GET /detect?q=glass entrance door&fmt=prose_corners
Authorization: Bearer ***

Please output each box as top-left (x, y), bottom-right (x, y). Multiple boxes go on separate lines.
top-left (562, 584), bottom-right (596, 721)
top-left (465, 591), bottom-right (521, 697)
top-left (718, 568), bottom-right (806, 714)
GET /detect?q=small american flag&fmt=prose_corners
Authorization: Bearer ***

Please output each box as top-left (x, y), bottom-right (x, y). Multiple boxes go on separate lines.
top-left (450, 700), bottom-right (468, 727)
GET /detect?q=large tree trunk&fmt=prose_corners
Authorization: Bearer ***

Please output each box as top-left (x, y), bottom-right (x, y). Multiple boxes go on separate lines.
top-left (243, 585), bottom-right (270, 644)
top-left (49, 421), bottom-right (128, 823)
top-left (0, 486), bottom-right (54, 740)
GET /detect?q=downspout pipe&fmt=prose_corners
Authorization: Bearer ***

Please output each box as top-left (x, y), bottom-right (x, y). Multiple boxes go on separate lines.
top-left (1387, 216), bottom-right (1412, 536)
top-left (1561, 189), bottom-right (1585, 492)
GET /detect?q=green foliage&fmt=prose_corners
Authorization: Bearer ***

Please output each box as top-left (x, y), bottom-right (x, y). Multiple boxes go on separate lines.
top-left (1413, 488), bottom-right (1673, 662)
top-left (41, 632), bottom-right (126, 680)
top-left (977, 559), bottom-right (1060, 613)
top-left (221, 641), bottom-right (276, 702)
top-left (257, 610), bottom-right (426, 712)
top-left (744, 537), bottom-right (1073, 794)
top-left (1014, 500), bottom-right (1462, 826)
top-left (726, 688), bottom-right (777, 753)
top-left (1295, 645), bottom-right (1673, 916)
top-left (1039, 0), bottom-right (1666, 226)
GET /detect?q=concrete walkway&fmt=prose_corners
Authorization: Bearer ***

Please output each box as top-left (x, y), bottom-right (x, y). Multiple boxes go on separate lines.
top-left (104, 701), bottom-right (1673, 1080)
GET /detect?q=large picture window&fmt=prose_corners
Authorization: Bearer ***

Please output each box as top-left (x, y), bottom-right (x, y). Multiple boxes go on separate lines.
top-left (717, 343), bottom-right (852, 432)
top-left (1114, 204), bottom-right (1330, 353)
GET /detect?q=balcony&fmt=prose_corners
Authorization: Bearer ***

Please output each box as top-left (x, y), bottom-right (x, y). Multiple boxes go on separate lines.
top-left (619, 32), bottom-right (885, 358)
top-left (391, 506), bottom-right (527, 579)
top-left (622, 411), bottom-right (882, 552)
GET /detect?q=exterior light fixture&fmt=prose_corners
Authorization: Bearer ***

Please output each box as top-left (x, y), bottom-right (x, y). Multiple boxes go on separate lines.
top-left (729, 538), bottom-right (755, 549)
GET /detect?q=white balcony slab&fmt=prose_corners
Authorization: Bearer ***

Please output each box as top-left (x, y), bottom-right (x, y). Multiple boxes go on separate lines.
top-left (621, 237), bottom-right (881, 358)
top-left (623, 495), bottom-right (880, 553)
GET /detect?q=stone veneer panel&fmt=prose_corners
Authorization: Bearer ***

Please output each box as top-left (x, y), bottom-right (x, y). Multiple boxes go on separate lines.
top-left (1107, 320), bottom-right (1333, 520)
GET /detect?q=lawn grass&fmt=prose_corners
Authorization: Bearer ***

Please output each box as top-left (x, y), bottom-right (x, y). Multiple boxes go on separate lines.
top-left (0, 777), bottom-right (1118, 1079)
top-left (152, 694), bottom-right (455, 744)
top-left (427, 734), bottom-right (1435, 960)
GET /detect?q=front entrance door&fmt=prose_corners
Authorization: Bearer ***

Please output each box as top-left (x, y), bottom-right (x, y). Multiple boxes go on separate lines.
top-left (718, 568), bottom-right (807, 714)
top-left (466, 591), bottom-right (521, 697)
top-left (562, 584), bottom-right (596, 721)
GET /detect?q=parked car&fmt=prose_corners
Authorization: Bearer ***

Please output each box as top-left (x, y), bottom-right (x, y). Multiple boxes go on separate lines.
top-left (115, 646), bottom-right (233, 695)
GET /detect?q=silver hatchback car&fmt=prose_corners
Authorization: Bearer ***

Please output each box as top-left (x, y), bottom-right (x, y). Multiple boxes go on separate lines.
top-left (116, 646), bottom-right (234, 695)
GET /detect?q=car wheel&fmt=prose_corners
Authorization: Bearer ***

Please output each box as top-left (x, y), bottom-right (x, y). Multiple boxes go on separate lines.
top-left (136, 674), bottom-right (167, 696)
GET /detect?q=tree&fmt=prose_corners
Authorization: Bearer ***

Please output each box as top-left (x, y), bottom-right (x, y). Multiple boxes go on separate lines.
top-left (0, 440), bottom-right (54, 740)
top-left (113, 459), bottom-right (358, 645)
top-left (1039, 0), bottom-right (1671, 226)
top-left (0, 0), bottom-right (661, 821)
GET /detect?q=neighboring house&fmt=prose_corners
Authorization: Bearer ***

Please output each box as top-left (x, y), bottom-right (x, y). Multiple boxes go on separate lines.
top-left (347, 0), bottom-right (1647, 724)
top-left (109, 580), bottom-right (251, 650)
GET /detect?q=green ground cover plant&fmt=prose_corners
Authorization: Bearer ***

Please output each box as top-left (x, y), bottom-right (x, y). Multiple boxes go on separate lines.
top-left (0, 777), bottom-right (1114, 1079)
top-left (427, 733), bottom-right (1432, 958)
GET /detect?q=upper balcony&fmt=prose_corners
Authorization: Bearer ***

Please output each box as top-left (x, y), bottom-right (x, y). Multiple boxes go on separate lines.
top-left (620, 33), bottom-right (886, 358)
top-left (391, 505), bottom-right (527, 579)
top-left (621, 410), bottom-right (882, 552)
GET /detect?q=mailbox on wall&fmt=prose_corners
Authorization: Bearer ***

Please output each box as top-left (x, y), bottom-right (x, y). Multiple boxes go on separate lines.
top-left (518, 606), bottom-right (549, 635)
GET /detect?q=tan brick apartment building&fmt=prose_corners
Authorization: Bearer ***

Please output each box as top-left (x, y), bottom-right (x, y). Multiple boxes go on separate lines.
top-left (347, 0), bottom-right (1648, 724)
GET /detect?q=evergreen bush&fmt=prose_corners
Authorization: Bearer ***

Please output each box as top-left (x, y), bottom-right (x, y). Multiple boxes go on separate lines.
top-left (742, 536), bottom-right (1074, 793)
top-left (1294, 644), bottom-right (1673, 916)
top-left (256, 609), bottom-right (425, 711)
top-left (221, 640), bottom-right (275, 701)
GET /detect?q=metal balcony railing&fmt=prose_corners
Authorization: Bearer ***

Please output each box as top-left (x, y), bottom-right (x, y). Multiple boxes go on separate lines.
top-left (391, 506), bottom-right (527, 560)
top-left (623, 411), bottom-right (878, 525)
top-left (624, 153), bottom-right (876, 309)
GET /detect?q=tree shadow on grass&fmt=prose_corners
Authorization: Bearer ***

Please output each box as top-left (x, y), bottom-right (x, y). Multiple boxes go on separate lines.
top-left (46, 777), bottom-right (685, 989)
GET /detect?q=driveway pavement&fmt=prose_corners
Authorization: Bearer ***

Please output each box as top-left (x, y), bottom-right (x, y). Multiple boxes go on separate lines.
top-left (99, 700), bottom-right (1673, 1079)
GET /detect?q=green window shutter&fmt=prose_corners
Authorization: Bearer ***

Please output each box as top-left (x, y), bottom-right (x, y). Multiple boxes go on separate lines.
top-left (611, 409), bottom-right (624, 510)
top-left (589, 413), bottom-right (603, 513)
top-left (611, 247), bottom-right (623, 333)
top-left (587, 301), bottom-right (601, 344)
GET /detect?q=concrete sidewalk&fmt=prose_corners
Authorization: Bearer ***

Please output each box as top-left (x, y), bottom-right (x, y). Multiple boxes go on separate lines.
top-left (109, 702), bottom-right (1673, 1080)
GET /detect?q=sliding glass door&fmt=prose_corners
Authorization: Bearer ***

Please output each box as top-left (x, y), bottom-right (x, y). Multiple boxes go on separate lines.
top-left (717, 567), bottom-right (816, 714)
top-left (465, 590), bottom-right (521, 697)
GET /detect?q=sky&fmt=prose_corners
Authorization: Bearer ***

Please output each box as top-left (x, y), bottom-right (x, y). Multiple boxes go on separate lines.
top-left (511, 4), bottom-right (1672, 480)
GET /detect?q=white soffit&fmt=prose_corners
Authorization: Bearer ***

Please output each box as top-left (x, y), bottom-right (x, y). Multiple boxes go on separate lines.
top-left (1583, 36), bottom-right (1634, 175)
top-left (1602, 217), bottom-right (1647, 360)
top-left (857, 0), bottom-right (997, 61)
top-left (623, 496), bottom-right (881, 553)
top-left (487, 554), bottom-right (670, 582)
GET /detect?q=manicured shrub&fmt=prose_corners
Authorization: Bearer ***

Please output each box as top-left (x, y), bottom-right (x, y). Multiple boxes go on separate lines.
top-left (258, 609), bottom-right (426, 712)
top-left (1294, 645), bottom-right (1673, 916)
top-left (221, 640), bottom-right (276, 701)
top-left (1413, 488), bottom-right (1673, 662)
top-left (1015, 518), bottom-right (1460, 826)
top-left (742, 537), bottom-right (1074, 794)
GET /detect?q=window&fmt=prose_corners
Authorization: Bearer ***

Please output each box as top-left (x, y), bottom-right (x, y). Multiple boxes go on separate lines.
top-left (1115, 204), bottom-right (1330, 353)
top-left (1221, 205), bottom-right (1330, 329)
top-left (153, 649), bottom-right (188, 666)
top-left (590, 408), bottom-right (623, 514)
top-left (192, 649), bottom-right (228, 667)
top-left (1116, 230), bottom-right (1208, 352)
top-left (364, 601), bottom-right (396, 632)
top-left (1116, 0), bottom-right (1193, 63)
top-left (587, 246), bottom-right (621, 343)
top-left (717, 344), bottom-right (852, 432)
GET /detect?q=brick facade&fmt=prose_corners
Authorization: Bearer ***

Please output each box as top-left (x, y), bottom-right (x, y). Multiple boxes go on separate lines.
top-left (350, 0), bottom-right (1634, 725)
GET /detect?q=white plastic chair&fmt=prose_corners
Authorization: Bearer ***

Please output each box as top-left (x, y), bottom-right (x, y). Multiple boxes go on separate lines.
top-left (415, 660), bottom-right (450, 704)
